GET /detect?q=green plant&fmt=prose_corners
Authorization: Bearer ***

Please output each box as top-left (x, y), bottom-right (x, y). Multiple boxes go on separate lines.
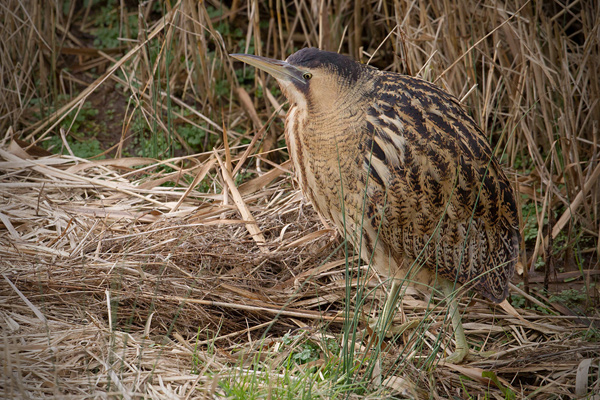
top-left (521, 199), bottom-right (542, 243)
top-left (91, 0), bottom-right (138, 49)
top-left (281, 332), bottom-right (321, 365)
top-left (549, 288), bottom-right (591, 308)
top-left (39, 99), bottom-right (105, 159)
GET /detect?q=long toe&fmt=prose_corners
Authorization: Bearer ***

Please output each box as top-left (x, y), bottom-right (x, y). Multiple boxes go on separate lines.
top-left (442, 346), bottom-right (469, 364)
top-left (370, 318), bottom-right (420, 337)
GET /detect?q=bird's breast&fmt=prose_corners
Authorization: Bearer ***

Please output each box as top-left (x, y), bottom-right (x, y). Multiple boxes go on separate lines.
top-left (285, 105), bottom-right (322, 213)
top-left (285, 104), bottom-right (371, 227)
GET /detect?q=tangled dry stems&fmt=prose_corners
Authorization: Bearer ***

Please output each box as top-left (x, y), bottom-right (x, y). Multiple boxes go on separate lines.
top-left (1, 143), bottom-right (598, 398)
top-left (1, 0), bottom-right (599, 398)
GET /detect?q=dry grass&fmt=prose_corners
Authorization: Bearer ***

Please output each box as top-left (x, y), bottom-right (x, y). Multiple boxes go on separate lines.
top-left (1, 0), bottom-right (600, 398)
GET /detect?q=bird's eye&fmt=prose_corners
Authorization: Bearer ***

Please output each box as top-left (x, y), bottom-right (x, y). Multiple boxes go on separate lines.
top-left (302, 72), bottom-right (313, 80)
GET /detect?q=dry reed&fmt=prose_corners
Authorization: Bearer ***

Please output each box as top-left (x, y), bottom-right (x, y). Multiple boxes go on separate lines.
top-left (1, 0), bottom-right (599, 398)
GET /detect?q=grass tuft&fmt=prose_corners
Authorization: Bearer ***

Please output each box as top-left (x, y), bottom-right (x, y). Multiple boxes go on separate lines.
top-left (1, 0), bottom-right (599, 398)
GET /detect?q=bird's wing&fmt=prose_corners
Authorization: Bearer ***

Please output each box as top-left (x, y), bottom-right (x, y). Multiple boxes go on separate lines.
top-left (361, 74), bottom-right (519, 302)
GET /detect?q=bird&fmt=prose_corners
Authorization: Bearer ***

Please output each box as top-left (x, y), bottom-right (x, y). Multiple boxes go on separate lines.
top-left (230, 48), bottom-right (520, 363)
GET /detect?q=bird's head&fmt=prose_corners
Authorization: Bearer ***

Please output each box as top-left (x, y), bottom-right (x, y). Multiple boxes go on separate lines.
top-left (230, 48), bottom-right (371, 112)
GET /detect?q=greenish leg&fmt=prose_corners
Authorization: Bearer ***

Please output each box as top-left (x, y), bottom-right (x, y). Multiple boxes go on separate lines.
top-left (371, 280), bottom-right (419, 336)
top-left (380, 280), bottom-right (401, 331)
top-left (441, 278), bottom-right (469, 363)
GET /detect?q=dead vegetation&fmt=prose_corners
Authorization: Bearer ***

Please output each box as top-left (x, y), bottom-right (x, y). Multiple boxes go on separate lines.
top-left (1, 0), bottom-right (599, 398)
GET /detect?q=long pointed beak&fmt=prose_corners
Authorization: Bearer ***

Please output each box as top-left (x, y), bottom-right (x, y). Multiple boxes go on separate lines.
top-left (230, 54), bottom-right (304, 84)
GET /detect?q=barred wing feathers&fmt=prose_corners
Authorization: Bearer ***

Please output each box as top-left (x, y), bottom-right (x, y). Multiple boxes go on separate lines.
top-left (360, 73), bottom-right (520, 303)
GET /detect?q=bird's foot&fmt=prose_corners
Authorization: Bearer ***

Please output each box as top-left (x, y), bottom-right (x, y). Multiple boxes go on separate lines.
top-left (369, 318), bottom-right (420, 337)
top-left (479, 350), bottom-right (499, 358)
top-left (442, 346), bottom-right (469, 364)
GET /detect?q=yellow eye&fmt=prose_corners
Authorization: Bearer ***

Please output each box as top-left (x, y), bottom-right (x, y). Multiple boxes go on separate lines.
top-left (302, 72), bottom-right (313, 80)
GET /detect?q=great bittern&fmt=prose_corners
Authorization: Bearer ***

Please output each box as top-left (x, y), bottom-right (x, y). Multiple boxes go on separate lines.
top-left (231, 48), bottom-right (520, 363)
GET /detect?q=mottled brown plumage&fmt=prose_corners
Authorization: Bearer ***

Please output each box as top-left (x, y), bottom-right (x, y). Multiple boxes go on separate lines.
top-left (231, 48), bottom-right (520, 362)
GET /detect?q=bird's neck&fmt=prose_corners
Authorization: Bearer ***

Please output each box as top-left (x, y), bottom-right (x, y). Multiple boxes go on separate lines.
top-left (307, 79), bottom-right (374, 118)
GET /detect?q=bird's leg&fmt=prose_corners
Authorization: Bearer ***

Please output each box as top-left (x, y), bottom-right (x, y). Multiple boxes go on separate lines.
top-left (441, 279), bottom-right (469, 363)
top-left (381, 280), bottom-right (401, 329)
top-left (370, 280), bottom-right (419, 336)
